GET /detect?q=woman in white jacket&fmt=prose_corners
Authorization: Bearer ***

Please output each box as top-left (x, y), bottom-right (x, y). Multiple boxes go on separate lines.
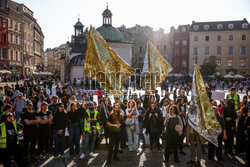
top-left (125, 100), bottom-right (140, 152)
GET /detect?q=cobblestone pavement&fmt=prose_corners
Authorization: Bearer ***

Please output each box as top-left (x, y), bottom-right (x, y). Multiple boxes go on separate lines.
top-left (30, 143), bottom-right (245, 167)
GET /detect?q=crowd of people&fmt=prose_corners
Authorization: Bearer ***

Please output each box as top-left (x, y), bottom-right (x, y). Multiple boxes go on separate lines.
top-left (0, 79), bottom-right (249, 167)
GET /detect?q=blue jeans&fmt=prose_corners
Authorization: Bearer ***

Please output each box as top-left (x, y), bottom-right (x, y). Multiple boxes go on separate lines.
top-left (82, 132), bottom-right (97, 154)
top-left (69, 123), bottom-right (80, 154)
top-left (54, 130), bottom-right (65, 156)
top-left (15, 111), bottom-right (22, 122)
top-left (139, 121), bottom-right (146, 145)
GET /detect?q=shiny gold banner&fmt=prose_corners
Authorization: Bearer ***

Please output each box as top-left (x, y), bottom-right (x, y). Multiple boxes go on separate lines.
top-left (84, 26), bottom-right (135, 96)
top-left (188, 66), bottom-right (221, 146)
top-left (141, 41), bottom-right (172, 93)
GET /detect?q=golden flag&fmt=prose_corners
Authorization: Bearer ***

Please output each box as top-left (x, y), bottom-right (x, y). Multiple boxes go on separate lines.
top-left (141, 40), bottom-right (172, 93)
top-left (188, 65), bottom-right (221, 146)
top-left (84, 26), bottom-right (135, 96)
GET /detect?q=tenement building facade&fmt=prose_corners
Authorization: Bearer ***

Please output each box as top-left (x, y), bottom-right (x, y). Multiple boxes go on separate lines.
top-left (189, 19), bottom-right (250, 75)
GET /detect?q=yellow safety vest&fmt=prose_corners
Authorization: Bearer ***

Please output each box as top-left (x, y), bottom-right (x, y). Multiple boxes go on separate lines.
top-left (0, 121), bottom-right (19, 149)
top-left (84, 110), bottom-right (100, 132)
top-left (227, 94), bottom-right (239, 110)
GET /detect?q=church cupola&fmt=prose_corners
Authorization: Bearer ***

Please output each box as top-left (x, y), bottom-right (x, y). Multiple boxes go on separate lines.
top-left (102, 5), bottom-right (112, 26)
top-left (74, 18), bottom-right (84, 36)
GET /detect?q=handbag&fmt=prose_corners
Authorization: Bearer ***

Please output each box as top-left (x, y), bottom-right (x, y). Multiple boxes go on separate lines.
top-left (175, 124), bottom-right (182, 135)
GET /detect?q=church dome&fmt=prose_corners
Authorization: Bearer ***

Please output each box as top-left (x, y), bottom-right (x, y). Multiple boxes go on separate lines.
top-left (102, 8), bottom-right (112, 16)
top-left (74, 19), bottom-right (83, 27)
top-left (97, 25), bottom-right (123, 42)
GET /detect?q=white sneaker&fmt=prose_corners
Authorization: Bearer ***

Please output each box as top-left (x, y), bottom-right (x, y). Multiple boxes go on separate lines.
top-left (89, 152), bottom-right (95, 158)
top-left (54, 155), bottom-right (59, 159)
top-left (135, 148), bottom-right (141, 152)
top-left (129, 148), bottom-right (133, 152)
top-left (79, 153), bottom-right (85, 159)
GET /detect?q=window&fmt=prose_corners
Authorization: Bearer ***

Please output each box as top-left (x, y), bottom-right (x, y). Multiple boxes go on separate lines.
top-left (204, 47), bottom-right (209, 54)
top-left (229, 35), bottom-right (233, 40)
top-left (20, 52), bottom-right (23, 62)
top-left (241, 46), bottom-right (246, 54)
top-left (15, 23), bottom-right (18, 30)
top-left (193, 25), bottom-right (199, 31)
top-left (174, 60), bottom-right (179, 68)
top-left (242, 23), bottom-right (248, 29)
top-left (132, 47), bottom-right (134, 54)
top-left (217, 35), bottom-right (221, 41)
top-left (164, 45), bottom-right (166, 51)
top-left (10, 34), bottom-right (13, 43)
top-left (182, 40), bottom-right (187, 46)
top-left (205, 36), bottom-right (209, 41)
top-left (227, 59), bottom-right (233, 67)
top-left (194, 36), bottom-right (198, 41)
top-left (181, 27), bottom-right (186, 32)
top-left (204, 25), bottom-right (209, 30)
top-left (217, 47), bottom-right (221, 54)
top-left (182, 48), bottom-right (187, 56)
top-left (139, 46), bottom-right (142, 53)
top-left (16, 51), bottom-right (18, 61)
top-left (3, 19), bottom-right (6, 28)
top-left (175, 41), bottom-right (179, 46)
top-left (228, 47), bottom-right (233, 54)
top-left (20, 37), bottom-right (22, 45)
top-left (16, 36), bottom-right (18, 44)
top-left (10, 50), bottom-right (13, 60)
top-left (217, 24), bottom-right (223, 30)
top-left (217, 59), bottom-right (221, 67)
top-left (242, 35), bottom-right (246, 40)
top-left (241, 60), bottom-right (246, 67)
top-left (182, 60), bottom-right (186, 67)
top-left (20, 24), bottom-right (22, 31)
top-left (194, 47), bottom-right (198, 54)
top-left (3, 34), bottom-right (6, 42)
top-left (228, 24), bottom-right (234, 30)
top-left (3, 48), bottom-right (7, 60)
top-left (10, 20), bottom-right (13, 28)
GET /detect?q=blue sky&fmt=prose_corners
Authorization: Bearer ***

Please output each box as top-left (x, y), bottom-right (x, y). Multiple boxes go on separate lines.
top-left (14, 0), bottom-right (250, 49)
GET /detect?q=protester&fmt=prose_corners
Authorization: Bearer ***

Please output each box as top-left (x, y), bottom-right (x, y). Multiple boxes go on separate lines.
top-left (68, 102), bottom-right (82, 155)
top-left (226, 87), bottom-right (240, 111)
top-left (137, 100), bottom-right (146, 148)
top-left (106, 104), bottom-right (123, 165)
top-left (164, 105), bottom-right (181, 163)
top-left (21, 100), bottom-right (39, 162)
top-left (223, 98), bottom-right (237, 155)
top-left (38, 102), bottom-right (53, 158)
top-left (0, 112), bottom-right (27, 167)
top-left (53, 103), bottom-right (68, 159)
top-left (186, 125), bottom-right (203, 166)
top-left (125, 100), bottom-right (140, 152)
top-left (235, 107), bottom-right (248, 155)
top-left (145, 102), bottom-right (163, 151)
top-left (208, 106), bottom-right (227, 164)
top-left (80, 102), bottom-right (100, 159)
top-left (13, 92), bottom-right (26, 122)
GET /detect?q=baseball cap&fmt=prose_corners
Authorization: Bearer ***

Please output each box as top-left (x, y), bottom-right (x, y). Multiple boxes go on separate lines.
top-left (18, 92), bottom-right (23, 96)
top-left (88, 101), bottom-right (94, 106)
top-left (6, 112), bottom-right (13, 117)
